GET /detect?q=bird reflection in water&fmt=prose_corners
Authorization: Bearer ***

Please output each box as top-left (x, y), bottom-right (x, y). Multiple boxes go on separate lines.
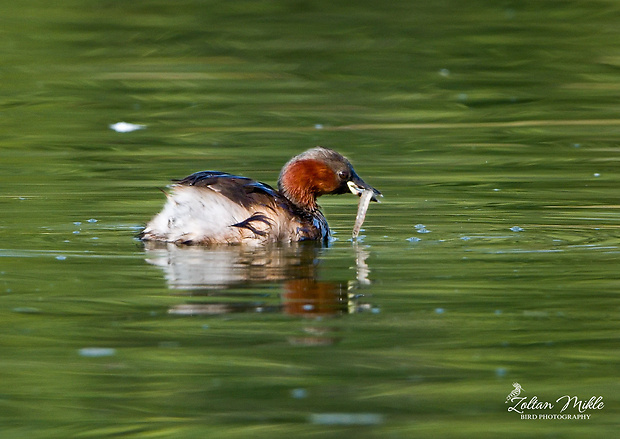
top-left (143, 241), bottom-right (374, 345)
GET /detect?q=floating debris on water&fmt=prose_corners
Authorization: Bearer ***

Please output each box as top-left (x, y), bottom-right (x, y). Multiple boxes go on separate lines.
top-left (109, 122), bottom-right (145, 133)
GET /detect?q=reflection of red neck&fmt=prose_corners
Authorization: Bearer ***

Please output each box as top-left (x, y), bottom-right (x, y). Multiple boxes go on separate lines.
top-left (282, 279), bottom-right (347, 317)
top-left (279, 159), bottom-right (338, 210)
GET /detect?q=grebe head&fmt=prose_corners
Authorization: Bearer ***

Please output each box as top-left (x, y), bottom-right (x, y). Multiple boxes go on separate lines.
top-left (277, 147), bottom-right (381, 210)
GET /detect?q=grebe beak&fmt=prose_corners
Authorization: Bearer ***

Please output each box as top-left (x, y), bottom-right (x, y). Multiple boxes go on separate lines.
top-left (347, 175), bottom-right (382, 202)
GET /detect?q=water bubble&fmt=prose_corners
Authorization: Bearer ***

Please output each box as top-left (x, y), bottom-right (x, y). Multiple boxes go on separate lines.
top-left (314, 124), bottom-right (324, 130)
top-left (406, 237), bottom-right (422, 243)
top-left (73, 222), bottom-right (82, 226)
top-left (593, 173), bottom-right (600, 177)
top-left (414, 224), bottom-right (431, 234)
top-left (55, 256), bottom-right (67, 261)
top-left (509, 226), bottom-right (524, 232)
top-left (87, 218), bottom-right (98, 223)
top-left (438, 68), bottom-right (450, 77)
top-left (435, 308), bottom-right (445, 314)
top-left (310, 413), bottom-right (384, 426)
top-left (109, 122), bottom-right (145, 133)
top-left (78, 347), bottom-right (116, 357)
top-left (12, 307), bottom-right (41, 314)
top-left (291, 388), bottom-right (308, 399)
top-left (495, 367), bottom-right (507, 377)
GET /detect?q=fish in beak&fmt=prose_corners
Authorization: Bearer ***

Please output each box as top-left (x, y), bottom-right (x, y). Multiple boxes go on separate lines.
top-left (346, 173), bottom-right (382, 202)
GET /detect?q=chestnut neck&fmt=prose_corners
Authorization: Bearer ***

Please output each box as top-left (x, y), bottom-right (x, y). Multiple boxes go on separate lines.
top-left (278, 159), bottom-right (337, 212)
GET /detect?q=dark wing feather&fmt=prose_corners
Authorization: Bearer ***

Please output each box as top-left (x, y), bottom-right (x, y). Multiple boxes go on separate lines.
top-left (231, 213), bottom-right (273, 236)
top-left (175, 171), bottom-right (281, 209)
top-left (175, 171), bottom-right (237, 186)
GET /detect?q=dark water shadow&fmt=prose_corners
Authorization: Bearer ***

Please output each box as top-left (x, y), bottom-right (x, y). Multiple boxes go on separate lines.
top-left (143, 241), bottom-right (375, 320)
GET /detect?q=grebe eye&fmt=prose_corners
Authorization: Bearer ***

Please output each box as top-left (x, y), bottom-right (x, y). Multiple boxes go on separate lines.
top-left (337, 170), bottom-right (349, 180)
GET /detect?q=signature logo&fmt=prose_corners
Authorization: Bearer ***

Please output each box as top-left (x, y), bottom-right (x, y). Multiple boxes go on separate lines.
top-left (505, 382), bottom-right (604, 420)
top-left (506, 382), bottom-right (524, 403)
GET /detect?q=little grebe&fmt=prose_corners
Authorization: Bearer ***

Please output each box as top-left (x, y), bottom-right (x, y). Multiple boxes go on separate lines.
top-left (140, 147), bottom-right (380, 245)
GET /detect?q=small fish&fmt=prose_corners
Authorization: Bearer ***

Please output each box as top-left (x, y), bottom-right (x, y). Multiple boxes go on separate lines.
top-left (352, 189), bottom-right (375, 240)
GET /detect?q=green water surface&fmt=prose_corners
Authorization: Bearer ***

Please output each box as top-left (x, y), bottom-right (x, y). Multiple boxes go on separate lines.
top-left (1, 1), bottom-right (619, 437)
